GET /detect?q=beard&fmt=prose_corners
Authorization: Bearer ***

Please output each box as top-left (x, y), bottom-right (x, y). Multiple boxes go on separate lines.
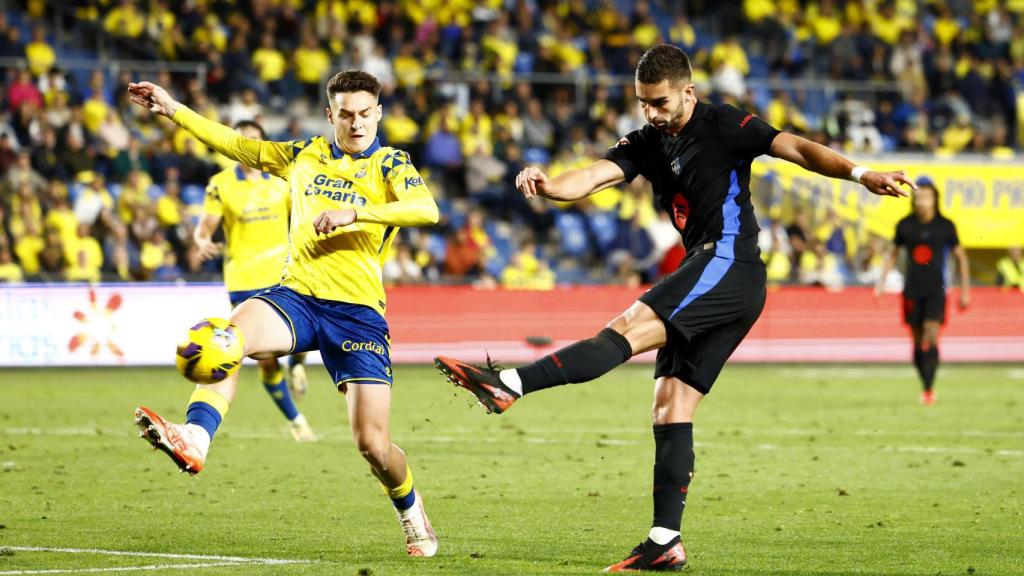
top-left (652, 101), bottom-right (689, 133)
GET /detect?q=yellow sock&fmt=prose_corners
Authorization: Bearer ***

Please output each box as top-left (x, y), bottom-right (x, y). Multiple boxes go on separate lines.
top-left (383, 464), bottom-right (416, 509)
top-left (185, 388), bottom-right (230, 439)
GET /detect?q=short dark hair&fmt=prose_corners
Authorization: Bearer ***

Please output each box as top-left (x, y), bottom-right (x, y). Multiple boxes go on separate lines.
top-left (636, 44), bottom-right (692, 84)
top-left (325, 70), bottom-right (381, 103)
top-left (233, 120), bottom-right (266, 139)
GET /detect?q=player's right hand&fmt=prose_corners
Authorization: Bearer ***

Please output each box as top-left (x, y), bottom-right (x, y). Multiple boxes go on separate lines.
top-left (194, 238), bottom-right (222, 262)
top-left (127, 81), bottom-right (180, 118)
top-left (515, 166), bottom-right (550, 199)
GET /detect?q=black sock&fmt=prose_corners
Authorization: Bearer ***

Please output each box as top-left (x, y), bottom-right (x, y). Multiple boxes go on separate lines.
top-left (912, 346), bottom-right (925, 384)
top-left (518, 328), bottom-right (632, 395)
top-left (921, 345), bottom-right (939, 391)
top-left (652, 423), bottom-right (694, 532)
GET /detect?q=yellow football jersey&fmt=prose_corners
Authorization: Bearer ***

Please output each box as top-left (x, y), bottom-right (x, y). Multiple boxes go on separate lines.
top-left (204, 165), bottom-right (291, 292)
top-left (175, 107), bottom-right (438, 315)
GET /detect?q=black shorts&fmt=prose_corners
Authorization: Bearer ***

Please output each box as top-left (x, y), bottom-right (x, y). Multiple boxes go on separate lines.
top-left (902, 292), bottom-right (946, 326)
top-left (639, 251), bottom-right (766, 395)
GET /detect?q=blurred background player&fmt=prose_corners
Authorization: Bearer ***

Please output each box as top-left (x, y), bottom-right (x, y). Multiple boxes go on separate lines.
top-left (877, 177), bottom-right (970, 405)
top-left (437, 44), bottom-right (914, 572)
top-left (129, 70), bottom-right (440, 557)
top-left (194, 119), bottom-right (314, 442)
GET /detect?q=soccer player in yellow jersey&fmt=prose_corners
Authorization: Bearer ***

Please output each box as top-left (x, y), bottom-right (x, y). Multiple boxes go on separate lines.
top-left (194, 119), bottom-right (315, 442)
top-left (129, 71), bottom-right (440, 557)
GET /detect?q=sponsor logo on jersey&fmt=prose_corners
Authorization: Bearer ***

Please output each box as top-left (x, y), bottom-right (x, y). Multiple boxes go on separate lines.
top-left (404, 175), bottom-right (424, 189)
top-left (304, 174), bottom-right (367, 205)
top-left (341, 340), bottom-right (387, 355)
top-left (354, 164), bottom-right (367, 178)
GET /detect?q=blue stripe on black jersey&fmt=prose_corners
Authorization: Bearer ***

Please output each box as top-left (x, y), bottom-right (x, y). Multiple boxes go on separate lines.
top-left (668, 170), bottom-right (742, 319)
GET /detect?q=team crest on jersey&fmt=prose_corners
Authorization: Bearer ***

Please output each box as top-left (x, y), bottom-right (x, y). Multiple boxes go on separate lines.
top-left (670, 158), bottom-right (682, 176)
top-left (354, 164), bottom-right (367, 178)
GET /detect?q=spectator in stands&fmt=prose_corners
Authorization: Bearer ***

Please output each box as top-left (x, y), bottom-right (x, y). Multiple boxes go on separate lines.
top-left (785, 208), bottom-right (812, 283)
top-left (996, 247), bottom-right (1023, 291)
top-left (4, 151), bottom-right (45, 199)
top-left (37, 227), bottom-right (65, 280)
top-left (252, 31), bottom-right (288, 104)
top-left (500, 238), bottom-right (555, 290)
top-left (25, 25), bottom-right (55, 77)
top-left (104, 0), bottom-right (145, 39)
top-left (522, 98), bottom-right (554, 150)
top-left (65, 222), bottom-right (103, 282)
top-left (0, 243), bottom-right (23, 282)
top-left (444, 227), bottom-right (483, 280)
top-left (73, 173), bottom-right (113, 228)
top-left (8, 69), bottom-right (43, 114)
top-left (424, 114), bottom-right (465, 197)
top-left (294, 33), bottom-right (331, 107)
top-left (383, 241), bottom-right (424, 286)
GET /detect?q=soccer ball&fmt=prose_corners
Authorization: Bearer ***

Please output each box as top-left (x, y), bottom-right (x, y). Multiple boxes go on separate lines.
top-left (175, 318), bottom-right (245, 384)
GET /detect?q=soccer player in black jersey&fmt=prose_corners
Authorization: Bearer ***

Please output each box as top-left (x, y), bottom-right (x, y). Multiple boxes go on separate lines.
top-left (876, 177), bottom-right (970, 406)
top-left (436, 44), bottom-right (914, 572)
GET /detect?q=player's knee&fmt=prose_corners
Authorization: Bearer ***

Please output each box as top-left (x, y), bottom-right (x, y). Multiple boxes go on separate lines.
top-left (355, 434), bottom-right (391, 469)
top-left (652, 377), bottom-right (700, 424)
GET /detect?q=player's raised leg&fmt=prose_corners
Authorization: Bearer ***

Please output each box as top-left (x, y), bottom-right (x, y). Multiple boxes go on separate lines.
top-left (257, 357), bottom-right (315, 441)
top-left (135, 298), bottom-right (293, 474)
top-left (347, 383), bottom-right (437, 557)
top-left (436, 301), bottom-right (665, 413)
top-left (604, 376), bottom-right (699, 572)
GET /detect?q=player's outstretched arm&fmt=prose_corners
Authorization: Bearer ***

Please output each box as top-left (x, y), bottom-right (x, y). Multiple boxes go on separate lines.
top-left (128, 81), bottom-right (279, 175)
top-left (516, 159), bottom-right (626, 202)
top-left (769, 133), bottom-right (915, 198)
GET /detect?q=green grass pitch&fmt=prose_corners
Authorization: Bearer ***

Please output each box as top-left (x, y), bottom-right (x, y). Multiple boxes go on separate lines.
top-left (1, 364), bottom-right (1022, 575)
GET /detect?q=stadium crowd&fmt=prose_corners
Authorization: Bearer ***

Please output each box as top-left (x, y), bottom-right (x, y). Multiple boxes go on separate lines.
top-left (0, 0), bottom-right (1021, 289)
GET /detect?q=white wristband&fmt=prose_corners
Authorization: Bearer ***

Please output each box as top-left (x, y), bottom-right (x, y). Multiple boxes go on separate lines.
top-left (850, 166), bottom-right (870, 183)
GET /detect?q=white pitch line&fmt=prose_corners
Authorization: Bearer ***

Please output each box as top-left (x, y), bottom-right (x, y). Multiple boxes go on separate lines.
top-left (0, 546), bottom-right (309, 565)
top-left (0, 561), bottom-right (249, 575)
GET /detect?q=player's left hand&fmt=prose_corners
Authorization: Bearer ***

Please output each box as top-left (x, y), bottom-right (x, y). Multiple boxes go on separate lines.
top-left (958, 292), bottom-right (970, 311)
top-left (313, 209), bottom-right (357, 234)
top-left (860, 170), bottom-right (915, 198)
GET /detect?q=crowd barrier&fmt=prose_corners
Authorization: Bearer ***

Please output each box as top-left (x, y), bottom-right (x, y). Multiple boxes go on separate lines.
top-left (1, 284), bottom-right (1021, 367)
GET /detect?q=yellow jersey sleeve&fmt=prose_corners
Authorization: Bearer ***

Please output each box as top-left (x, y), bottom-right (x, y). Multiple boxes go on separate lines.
top-left (356, 150), bottom-right (439, 227)
top-left (172, 107), bottom-right (315, 179)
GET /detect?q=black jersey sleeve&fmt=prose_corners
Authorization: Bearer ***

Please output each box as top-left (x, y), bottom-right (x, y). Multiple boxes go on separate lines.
top-left (894, 219), bottom-right (907, 246)
top-left (946, 219), bottom-right (961, 247)
top-left (717, 105), bottom-right (782, 159)
top-left (603, 129), bottom-right (649, 183)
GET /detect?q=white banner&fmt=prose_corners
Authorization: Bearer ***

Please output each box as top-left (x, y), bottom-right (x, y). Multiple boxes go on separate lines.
top-left (0, 283), bottom-right (236, 366)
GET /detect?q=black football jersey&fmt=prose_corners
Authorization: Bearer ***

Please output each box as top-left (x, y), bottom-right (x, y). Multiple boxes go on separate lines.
top-left (604, 101), bottom-right (780, 261)
top-left (894, 214), bottom-right (960, 296)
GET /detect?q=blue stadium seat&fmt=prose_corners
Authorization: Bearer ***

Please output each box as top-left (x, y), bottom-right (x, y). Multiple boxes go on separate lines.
top-left (588, 210), bottom-right (618, 255)
top-left (68, 182), bottom-right (85, 203)
top-left (181, 184), bottom-right (205, 205)
top-left (107, 183), bottom-right (122, 201)
top-left (514, 52), bottom-right (535, 74)
top-left (147, 184), bottom-right (164, 200)
top-left (555, 211), bottom-right (590, 259)
top-left (523, 147), bottom-right (550, 166)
